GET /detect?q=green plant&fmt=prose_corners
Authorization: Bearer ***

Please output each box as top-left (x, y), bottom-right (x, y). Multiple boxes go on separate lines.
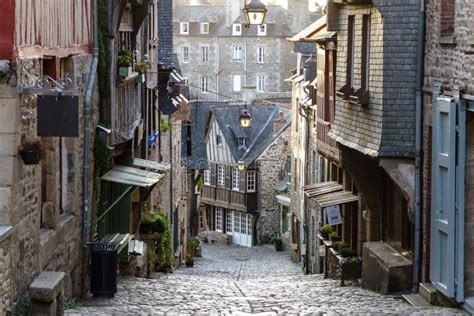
top-left (134, 60), bottom-right (150, 74)
top-left (333, 242), bottom-right (348, 252)
top-left (337, 256), bottom-right (362, 268)
top-left (160, 116), bottom-right (172, 132)
top-left (320, 224), bottom-right (333, 234)
top-left (329, 231), bottom-right (340, 241)
top-left (64, 298), bottom-right (85, 310)
top-left (340, 247), bottom-right (358, 258)
top-left (259, 234), bottom-right (272, 245)
top-left (147, 247), bottom-right (158, 277)
top-left (197, 176), bottom-right (203, 191)
top-left (117, 50), bottom-right (133, 67)
top-left (140, 207), bottom-right (166, 235)
top-left (15, 293), bottom-right (30, 316)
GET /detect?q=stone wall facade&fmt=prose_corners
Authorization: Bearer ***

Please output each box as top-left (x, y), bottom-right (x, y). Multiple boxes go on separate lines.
top-left (0, 54), bottom-right (98, 313)
top-left (423, 0), bottom-right (474, 297)
top-left (256, 126), bottom-right (291, 241)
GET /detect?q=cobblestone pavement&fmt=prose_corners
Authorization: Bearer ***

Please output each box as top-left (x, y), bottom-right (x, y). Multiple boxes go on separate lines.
top-left (67, 243), bottom-right (464, 315)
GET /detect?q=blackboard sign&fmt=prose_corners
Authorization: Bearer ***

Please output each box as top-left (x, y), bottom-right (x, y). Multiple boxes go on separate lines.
top-left (37, 95), bottom-right (79, 137)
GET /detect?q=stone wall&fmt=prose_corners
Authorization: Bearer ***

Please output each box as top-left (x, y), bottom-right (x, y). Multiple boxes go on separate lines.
top-left (423, 0), bottom-right (474, 295)
top-left (174, 36), bottom-right (293, 100)
top-left (256, 126), bottom-right (291, 241)
top-left (0, 54), bottom-right (98, 312)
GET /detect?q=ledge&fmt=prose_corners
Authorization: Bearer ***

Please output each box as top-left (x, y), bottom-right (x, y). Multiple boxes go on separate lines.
top-left (439, 36), bottom-right (456, 45)
top-left (0, 225), bottom-right (12, 243)
top-left (117, 72), bottom-right (139, 87)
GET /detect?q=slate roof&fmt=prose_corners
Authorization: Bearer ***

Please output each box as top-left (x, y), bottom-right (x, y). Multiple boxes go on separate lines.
top-left (181, 101), bottom-right (223, 170)
top-left (158, 0), bottom-right (175, 68)
top-left (173, 5), bottom-right (293, 37)
top-left (209, 104), bottom-right (291, 166)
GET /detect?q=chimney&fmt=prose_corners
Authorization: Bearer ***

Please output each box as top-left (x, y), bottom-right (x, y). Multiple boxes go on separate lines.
top-left (273, 110), bottom-right (287, 133)
top-left (226, 0), bottom-right (244, 27)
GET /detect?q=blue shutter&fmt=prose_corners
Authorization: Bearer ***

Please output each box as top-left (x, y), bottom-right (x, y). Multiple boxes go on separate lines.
top-left (431, 95), bottom-right (465, 302)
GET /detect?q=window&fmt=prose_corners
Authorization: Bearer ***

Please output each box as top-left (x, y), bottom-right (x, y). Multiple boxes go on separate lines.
top-left (232, 167), bottom-right (240, 191)
top-left (216, 134), bottom-right (222, 146)
top-left (199, 210), bottom-right (205, 229)
top-left (282, 205), bottom-right (290, 234)
top-left (233, 46), bottom-right (242, 62)
top-left (247, 170), bottom-right (256, 192)
top-left (204, 170), bottom-right (211, 185)
top-left (258, 24), bottom-right (267, 36)
top-left (232, 23), bottom-right (242, 36)
top-left (238, 137), bottom-right (246, 149)
top-left (181, 46), bottom-right (189, 63)
top-left (347, 15), bottom-right (355, 88)
top-left (216, 208), bottom-right (223, 232)
top-left (226, 212), bottom-right (233, 234)
top-left (201, 46), bottom-right (209, 63)
top-left (440, 0), bottom-right (455, 36)
top-left (200, 22), bottom-right (209, 34)
top-left (361, 14), bottom-right (371, 92)
top-left (257, 47), bottom-right (265, 63)
top-left (218, 165), bottom-right (225, 186)
top-left (233, 75), bottom-right (241, 92)
top-left (256, 74), bottom-right (265, 92)
top-left (180, 22), bottom-right (189, 34)
top-left (200, 76), bottom-right (208, 93)
top-left (183, 77), bottom-right (189, 85)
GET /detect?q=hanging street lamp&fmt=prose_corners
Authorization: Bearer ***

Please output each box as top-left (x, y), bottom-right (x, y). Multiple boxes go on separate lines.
top-left (238, 159), bottom-right (246, 171)
top-left (239, 108), bottom-right (252, 127)
top-left (243, 0), bottom-right (267, 26)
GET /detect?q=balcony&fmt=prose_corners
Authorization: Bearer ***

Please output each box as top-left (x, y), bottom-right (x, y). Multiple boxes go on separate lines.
top-left (316, 118), bottom-right (338, 161)
top-left (201, 186), bottom-right (258, 213)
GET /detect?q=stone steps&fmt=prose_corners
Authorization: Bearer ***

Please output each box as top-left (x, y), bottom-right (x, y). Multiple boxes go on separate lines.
top-left (419, 282), bottom-right (438, 304)
top-left (402, 293), bottom-right (431, 307)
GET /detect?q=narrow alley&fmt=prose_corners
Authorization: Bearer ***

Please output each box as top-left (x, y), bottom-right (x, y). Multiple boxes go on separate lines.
top-left (66, 244), bottom-right (462, 315)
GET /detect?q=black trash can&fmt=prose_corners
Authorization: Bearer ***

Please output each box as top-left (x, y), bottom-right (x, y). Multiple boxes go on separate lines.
top-left (90, 242), bottom-right (118, 298)
top-left (275, 239), bottom-right (283, 252)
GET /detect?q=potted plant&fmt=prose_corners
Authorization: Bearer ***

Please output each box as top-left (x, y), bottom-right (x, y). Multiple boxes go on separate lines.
top-left (333, 242), bottom-right (348, 253)
top-left (329, 231), bottom-right (341, 242)
top-left (185, 255), bottom-right (194, 267)
top-left (134, 60), bottom-right (149, 83)
top-left (19, 140), bottom-right (43, 165)
top-left (185, 241), bottom-right (196, 268)
top-left (319, 224), bottom-right (333, 239)
top-left (118, 50), bottom-right (133, 78)
top-left (273, 237), bottom-right (283, 252)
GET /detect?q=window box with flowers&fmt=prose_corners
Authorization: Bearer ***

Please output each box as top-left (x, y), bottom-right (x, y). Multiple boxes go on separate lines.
top-left (118, 50), bottom-right (133, 78)
top-left (134, 60), bottom-right (150, 84)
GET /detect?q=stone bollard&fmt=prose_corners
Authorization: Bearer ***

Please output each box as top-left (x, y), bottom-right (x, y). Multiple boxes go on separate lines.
top-left (29, 271), bottom-right (66, 316)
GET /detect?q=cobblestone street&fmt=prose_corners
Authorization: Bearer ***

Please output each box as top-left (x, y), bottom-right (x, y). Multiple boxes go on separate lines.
top-left (66, 244), bottom-right (464, 315)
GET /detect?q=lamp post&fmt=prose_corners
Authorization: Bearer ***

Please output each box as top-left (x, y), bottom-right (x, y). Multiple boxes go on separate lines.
top-left (243, 0), bottom-right (267, 26)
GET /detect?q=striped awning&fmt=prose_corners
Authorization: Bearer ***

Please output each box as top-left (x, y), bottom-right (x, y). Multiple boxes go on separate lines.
top-left (304, 181), bottom-right (358, 208)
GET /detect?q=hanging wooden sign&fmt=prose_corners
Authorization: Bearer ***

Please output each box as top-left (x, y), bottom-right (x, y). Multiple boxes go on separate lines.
top-left (37, 95), bottom-right (79, 137)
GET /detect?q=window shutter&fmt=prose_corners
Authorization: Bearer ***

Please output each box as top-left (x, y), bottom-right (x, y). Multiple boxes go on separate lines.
top-left (211, 164), bottom-right (216, 186)
top-left (226, 165), bottom-right (232, 189)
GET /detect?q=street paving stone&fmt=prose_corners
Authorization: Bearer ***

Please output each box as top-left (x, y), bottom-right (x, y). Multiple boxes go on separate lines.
top-left (66, 243), bottom-right (465, 315)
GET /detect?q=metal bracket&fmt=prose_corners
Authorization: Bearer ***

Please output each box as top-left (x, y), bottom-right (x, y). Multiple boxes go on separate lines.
top-left (18, 75), bottom-right (78, 97)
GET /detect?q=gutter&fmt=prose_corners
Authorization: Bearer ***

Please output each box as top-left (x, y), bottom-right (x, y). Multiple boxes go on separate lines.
top-left (82, 0), bottom-right (98, 246)
top-left (413, 0), bottom-right (425, 293)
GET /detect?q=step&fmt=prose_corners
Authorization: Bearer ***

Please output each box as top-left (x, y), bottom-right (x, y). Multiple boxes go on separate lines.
top-left (403, 293), bottom-right (431, 307)
top-left (419, 282), bottom-right (438, 304)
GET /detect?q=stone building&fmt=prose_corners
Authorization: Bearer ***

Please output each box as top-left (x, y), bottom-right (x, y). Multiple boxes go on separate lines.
top-left (422, 0), bottom-right (474, 309)
top-left (173, 0), bottom-right (310, 101)
top-left (183, 102), bottom-right (291, 247)
top-left (0, 0), bottom-right (97, 312)
top-left (311, 0), bottom-right (423, 294)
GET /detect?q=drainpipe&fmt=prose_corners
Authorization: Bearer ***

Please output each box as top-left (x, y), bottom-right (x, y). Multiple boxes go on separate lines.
top-left (83, 0), bottom-right (98, 247)
top-left (413, 0), bottom-right (425, 293)
top-left (81, 0), bottom-right (98, 299)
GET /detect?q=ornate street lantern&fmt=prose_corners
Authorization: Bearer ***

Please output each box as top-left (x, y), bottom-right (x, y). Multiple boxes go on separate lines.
top-left (238, 160), bottom-right (246, 171)
top-left (243, 0), bottom-right (267, 26)
top-left (239, 108), bottom-right (252, 127)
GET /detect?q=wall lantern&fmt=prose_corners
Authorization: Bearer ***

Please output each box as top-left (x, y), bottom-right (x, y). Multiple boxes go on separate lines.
top-left (239, 108), bottom-right (252, 127)
top-left (243, 0), bottom-right (267, 26)
top-left (238, 159), bottom-right (246, 171)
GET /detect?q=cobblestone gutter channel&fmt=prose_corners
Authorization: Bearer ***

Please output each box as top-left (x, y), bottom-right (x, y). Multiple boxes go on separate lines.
top-left (66, 244), bottom-right (464, 315)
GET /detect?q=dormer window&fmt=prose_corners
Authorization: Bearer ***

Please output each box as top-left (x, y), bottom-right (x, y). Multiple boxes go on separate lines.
top-left (216, 134), bottom-right (222, 146)
top-left (180, 22), bottom-right (189, 35)
top-left (238, 137), bottom-right (247, 149)
top-left (201, 22), bottom-right (209, 34)
top-left (232, 24), bottom-right (242, 36)
top-left (258, 24), bottom-right (267, 36)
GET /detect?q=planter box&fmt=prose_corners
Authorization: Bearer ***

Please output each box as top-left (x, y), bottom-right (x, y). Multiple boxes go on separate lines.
top-left (136, 73), bottom-right (145, 84)
top-left (20, 150), bottom-right (40, 165)
top-left (119, 66), bottom-right (132, 78)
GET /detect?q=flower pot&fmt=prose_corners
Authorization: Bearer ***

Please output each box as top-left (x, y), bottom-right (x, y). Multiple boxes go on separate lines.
top-left (185, 259), bottom-right (194, 268)
top-left (119, 66), bottom-right (131, 78)
top-left (320, 231), bottom-right (329, 239)
top-left (136, 73), bottom-right (146, 84)
top-left (20, 150), bottom-right (40, 165)
top-left (274, 239), bottom-right (283, 252)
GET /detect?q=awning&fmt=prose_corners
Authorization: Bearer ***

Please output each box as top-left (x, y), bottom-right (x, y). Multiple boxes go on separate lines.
top-left (275, 179), bottom-right (288, 192)
top-left (101, 165), bottom-right (164, 187)
top-left (133, 158), bottom-right (171, 172)
top-left (304, 181), bottom-right (358, 208)
top-left (276, 194), bottom-right (291, 206)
